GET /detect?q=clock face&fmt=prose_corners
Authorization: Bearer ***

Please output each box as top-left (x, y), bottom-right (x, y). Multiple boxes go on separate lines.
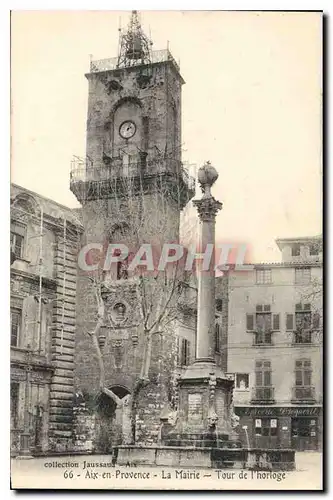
top-left (119, 121), bottom-right (136, 139)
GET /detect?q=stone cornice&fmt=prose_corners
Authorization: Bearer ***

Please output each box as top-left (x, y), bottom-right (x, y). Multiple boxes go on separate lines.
top-left (10, 268), bottom-right (57, 291)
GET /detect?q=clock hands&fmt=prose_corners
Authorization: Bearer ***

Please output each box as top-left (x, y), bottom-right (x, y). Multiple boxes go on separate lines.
top-left (120, 121), bottom-right (136, 138)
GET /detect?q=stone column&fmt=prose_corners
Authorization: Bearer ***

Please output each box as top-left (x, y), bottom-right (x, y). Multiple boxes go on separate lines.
top-left (193, 162), bottom-right (222, 362)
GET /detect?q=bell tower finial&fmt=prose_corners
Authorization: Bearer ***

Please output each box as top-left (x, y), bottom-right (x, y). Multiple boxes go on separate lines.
top-left (117, 10), bottom-right (153, 68)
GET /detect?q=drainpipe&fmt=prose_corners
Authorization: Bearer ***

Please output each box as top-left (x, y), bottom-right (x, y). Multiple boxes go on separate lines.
top-left (16, 350), bottom-right (33, 459)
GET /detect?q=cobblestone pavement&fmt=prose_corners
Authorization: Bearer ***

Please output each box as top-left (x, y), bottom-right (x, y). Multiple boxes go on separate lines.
top-left (11, 452), bottom-right (323, 490)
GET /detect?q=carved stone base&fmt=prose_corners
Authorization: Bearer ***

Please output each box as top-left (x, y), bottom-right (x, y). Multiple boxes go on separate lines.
top-left (162, 360), bottom-right (238, 447)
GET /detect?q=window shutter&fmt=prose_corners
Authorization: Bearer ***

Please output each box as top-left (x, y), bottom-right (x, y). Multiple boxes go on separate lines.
top-left (255, 371), bottom-right (262, 386)
top-left (246, 314), bottom-right (254, 331)
top-left (264, 370), bottom-right (271, 387)
top-left (295, 370), bottom-right (302, 385)
top-left (312, 313), bottom-right (320, 329)
top-left (177, 337), bottom-right (182, 365)
top-left (286, 313), bottom-right (294, 331)
top-left (273, 314), bottom-right (280, 331)
top-left (304, 370), bottom-right (312, 386)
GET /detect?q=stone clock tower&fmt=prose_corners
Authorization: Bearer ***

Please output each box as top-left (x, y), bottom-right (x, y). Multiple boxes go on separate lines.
top-left (70, 11), bottom-right (195, 449)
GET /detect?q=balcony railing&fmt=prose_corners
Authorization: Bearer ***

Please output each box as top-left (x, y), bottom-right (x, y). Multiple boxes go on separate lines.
top-left (251, 386), bottom-right (275, 403)
top-left (292, 331), bottom-right (312, 344)
top-left (292, 386), bottom-right (316, 402)
top-left (90, 49), bottom-right (180, 74)
top-left (70, 157), bottom-right (196, 193)
top-left (252, 330), bottom-right (273, 346)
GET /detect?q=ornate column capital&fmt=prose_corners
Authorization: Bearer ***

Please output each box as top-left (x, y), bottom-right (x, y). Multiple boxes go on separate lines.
top-left (193, 197), bottom-right (222, 222)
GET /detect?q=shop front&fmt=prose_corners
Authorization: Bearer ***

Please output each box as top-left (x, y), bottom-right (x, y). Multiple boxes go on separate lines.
top-left (235, 406), bottom-right (322, 451)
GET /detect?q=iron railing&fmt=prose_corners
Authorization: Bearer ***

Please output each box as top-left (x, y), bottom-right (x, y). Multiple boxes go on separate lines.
top-left (251, 386), bottom-right (275, 402)
top-left (90, 49), bottom-right (180, 73)
top-left (70, 157), bottom-right (195, 193)
top-left (292, 386), bottom-right (315, 401)
top-left (252, 330), bottom-right (273, 346)
top-left (292, 330), bottom-right (312, 344)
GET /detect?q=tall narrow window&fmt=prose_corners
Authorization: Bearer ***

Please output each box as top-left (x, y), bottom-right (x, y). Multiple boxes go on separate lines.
top-left (255, 360), bottom-right (272, 387)
top-left (295, 359), bottom-right (312, 386)
top-left (294, 359), bottom-right (314, 400)
top-left (10, 308), bottom-right (21, 347)
top-left (254, 360), bottom-right (274, 401)
top-left (10, 232), bottom-right (24, 259)
top-left (215, 323), bottom-right (221, 353)
top-left (180, 338), bottom-right (190, 366)
top-left (294, 303), bottom-right (312, 343)
top-left (254, 305), bottom-right (272, 344)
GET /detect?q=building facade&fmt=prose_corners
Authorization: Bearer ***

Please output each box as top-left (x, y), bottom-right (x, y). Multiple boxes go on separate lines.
top-left (227, 236), bottom-right (323, 451)
top-left (10, 184), bottom-right (82, 455)
top-left (69, 12), bottom-right (201, 450)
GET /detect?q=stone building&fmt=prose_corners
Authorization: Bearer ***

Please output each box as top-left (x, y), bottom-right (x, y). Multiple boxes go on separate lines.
top-left (10, 12), bottom-right (229, 455)
top-left (69, 11), bottom-right (200, 450)
top-left (227, 235), bottom-right (323, 451)
top-left (10, 184), bottom-right (82, 455)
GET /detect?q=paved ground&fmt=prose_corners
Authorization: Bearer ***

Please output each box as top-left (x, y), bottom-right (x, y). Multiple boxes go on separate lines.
top-left (11, 451), bottom-right (323, 490)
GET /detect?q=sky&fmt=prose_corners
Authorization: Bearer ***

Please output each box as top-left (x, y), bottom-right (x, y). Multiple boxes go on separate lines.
top-left (11, 10), bottom-right (322, 262)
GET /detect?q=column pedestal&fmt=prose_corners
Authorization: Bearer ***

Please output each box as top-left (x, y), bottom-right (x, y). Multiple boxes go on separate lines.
top-left (162, 162), bottom-right (240, 448)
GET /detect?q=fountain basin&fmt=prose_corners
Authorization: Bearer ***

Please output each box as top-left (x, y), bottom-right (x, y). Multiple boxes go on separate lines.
top-left (116, 445), bottom-right (295, 470)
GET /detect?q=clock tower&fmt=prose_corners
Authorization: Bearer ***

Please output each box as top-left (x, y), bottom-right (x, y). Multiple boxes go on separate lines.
top-left (70, 11), bottom-right (195, 449)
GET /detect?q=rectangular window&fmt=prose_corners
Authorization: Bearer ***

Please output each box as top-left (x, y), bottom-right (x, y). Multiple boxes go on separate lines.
top-left (215, 323), bottom-right (221, 353)
top-left (292, 244), bottom-right (301, 257)
top-left (256, 269), bottom-right (272, 284)
top-left (10, 232), bottom-right (24, 259)
top-left (10, 308), bottom-right (21, 347)
top-left (309, 244), bottom-right (319, 256)
top-left (296, 311), bottom-right (312, 330)
top-left (236, 373), bottom-right (249, 390)
top-left (248, 306), bottom-right (279, 340)
top-left (256, 312), bottom-right (272, 331)
top-left (255, 305), bottom-right (272, 342)
top-left (295, 359), bottom-right (312, 387)
top-left (295, 267), bottom-right (311, 285)
top-left (294, 304), bottom-right (313, 343)
top-left (255, 418), bottom-right (278, 436)
top-left (10, 382), bottom-right (19, 428)
top-left (180, 338), bottom-right (190, 366)
top-left (255, 360), bottom-right (272, 387)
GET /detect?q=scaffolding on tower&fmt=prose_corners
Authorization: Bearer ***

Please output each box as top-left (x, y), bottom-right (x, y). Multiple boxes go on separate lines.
top-left (117, 10), bottom-right (153, 69)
